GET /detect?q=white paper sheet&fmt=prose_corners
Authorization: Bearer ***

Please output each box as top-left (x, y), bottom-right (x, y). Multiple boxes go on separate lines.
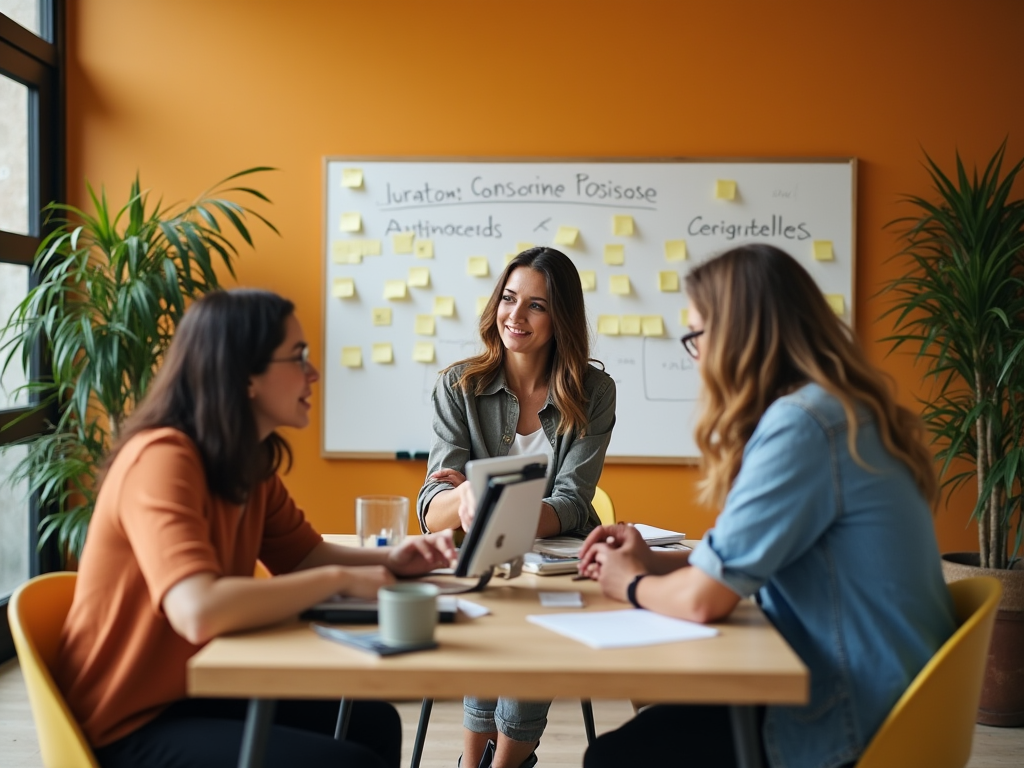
top-left (526, 609), bottom-right (718, 649)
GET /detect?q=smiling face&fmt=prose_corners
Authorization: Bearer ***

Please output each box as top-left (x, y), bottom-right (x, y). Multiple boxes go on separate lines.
top-left (248, 313), bottom-right (319, 440)
top-left (495, 267), bottom-right (554, 359)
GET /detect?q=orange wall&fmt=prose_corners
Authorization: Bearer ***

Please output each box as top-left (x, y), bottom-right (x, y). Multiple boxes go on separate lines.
top-left (65, 0), bottom-right (1024, 552)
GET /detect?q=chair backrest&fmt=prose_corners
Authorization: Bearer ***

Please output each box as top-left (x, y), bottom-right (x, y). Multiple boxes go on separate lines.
top-left (855, 576), bottom-right (1002, 768)
top-left (9, 572), bottom-right (100, 768)
top-left (593, 486), bottom-right (615, 526)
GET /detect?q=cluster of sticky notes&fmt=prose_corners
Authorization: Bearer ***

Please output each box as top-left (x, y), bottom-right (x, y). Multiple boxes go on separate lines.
top-left (825, 294), bottom-right (845, 315)
top-left (467, 257), bottom-right (490, 277)
top-left (554, 226), bottom-right (579, 246)
top-left (597, 315), bottom-right (665, 337)
top-left (658, 271), bottom-right (680, 292)
top-left (408, 267), bottom-right (430, 288)
top-left (341, 168), bottom-right (363, 189)
top-left (604, 244), bottom-right (625, 266)
top-left (331, 277), bottom-right (355, 298)
top-left (664, 240), bottom-right (687, 261)
top-left (609, 275), bottom-right (631, 295)
top-left (813, 240), bottom-right (834, 261)
top-left (612, 215), bottom-right (634, 236)
top-left (715, 180), bottom-right (737, 200)
top-left (332, 239), bottom-right (381, 263)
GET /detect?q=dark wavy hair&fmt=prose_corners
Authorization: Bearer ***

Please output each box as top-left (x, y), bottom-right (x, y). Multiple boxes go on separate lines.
top-left (449, 246), bottom-right (594, 437)
top-left (106, 289), bottom-right (295, 503)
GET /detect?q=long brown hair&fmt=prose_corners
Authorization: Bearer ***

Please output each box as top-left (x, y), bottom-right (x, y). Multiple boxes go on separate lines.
top-left (450, 247), bottom-right (593, 437)
top-left (685, 244), bottom-right (936, 509)
top-left (105, 289), bottom-right (294, 503)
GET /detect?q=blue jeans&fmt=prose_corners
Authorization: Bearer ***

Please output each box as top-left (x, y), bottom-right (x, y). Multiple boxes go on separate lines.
top-left (463, 696), bottom-right (550, 743)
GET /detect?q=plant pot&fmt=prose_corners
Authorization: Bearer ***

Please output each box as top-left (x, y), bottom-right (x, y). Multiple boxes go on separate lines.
top-left (941, 553), bottom-right (1024, 727)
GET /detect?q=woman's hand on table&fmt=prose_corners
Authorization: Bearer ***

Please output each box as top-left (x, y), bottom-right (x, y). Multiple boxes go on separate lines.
top-left (578, 523), bottom-right (653, 575)
top-left (337, 565), bottom-right (397, 600)
top-left (386, 530), bottom-right (458, 576)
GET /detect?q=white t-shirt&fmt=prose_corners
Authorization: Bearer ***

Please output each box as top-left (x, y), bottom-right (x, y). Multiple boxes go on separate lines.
top-left (509, 427), bottom-right (554, 470)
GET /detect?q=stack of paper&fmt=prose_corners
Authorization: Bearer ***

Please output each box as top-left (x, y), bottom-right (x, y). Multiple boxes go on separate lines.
top-left (527, 609), bottom-right (717, 649)
top-left (532, 524), bottom-right (685, 558)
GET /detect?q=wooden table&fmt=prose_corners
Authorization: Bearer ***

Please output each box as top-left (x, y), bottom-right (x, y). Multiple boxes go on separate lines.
top-left (188, 548), bottom-right (807, 768)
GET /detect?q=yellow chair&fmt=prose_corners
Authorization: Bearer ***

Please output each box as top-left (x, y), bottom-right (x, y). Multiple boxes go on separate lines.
top-left (9, 572), bottom-right (99, 768)
top-left (593, 485), bottom-right (615, 525)
top-left (855, 576), bottom-right (1001, 768)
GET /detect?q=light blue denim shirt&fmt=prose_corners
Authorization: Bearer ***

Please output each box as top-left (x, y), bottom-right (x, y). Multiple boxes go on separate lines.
top-left (417, 362), bottom-right (616, 537)
top-left (689, 383), bottom-right (955, 768)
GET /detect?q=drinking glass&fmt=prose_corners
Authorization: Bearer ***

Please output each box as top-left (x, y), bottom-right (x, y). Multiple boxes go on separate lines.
top-left (355, 495), bottom-right (409, 547)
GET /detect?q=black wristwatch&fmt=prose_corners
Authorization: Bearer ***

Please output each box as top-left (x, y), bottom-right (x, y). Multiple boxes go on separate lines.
top-left (626, 573), bottom-right (648, 609)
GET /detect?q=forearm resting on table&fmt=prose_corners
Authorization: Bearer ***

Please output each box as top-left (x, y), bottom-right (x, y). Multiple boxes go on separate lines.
top-left (163, 567), bottom-right (357, 646)
top-left (635, 565), bottom-right (741, 624)
top-left (425, 489), bottom-right (561, 538)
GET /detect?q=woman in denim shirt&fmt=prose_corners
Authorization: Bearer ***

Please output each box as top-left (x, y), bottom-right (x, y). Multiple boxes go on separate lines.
top-left (418, 246), bottom-right (616, 768)
top-left (579, 244), bottom-right (955, 768)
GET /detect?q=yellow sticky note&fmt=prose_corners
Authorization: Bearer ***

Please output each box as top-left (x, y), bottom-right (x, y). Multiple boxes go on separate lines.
top-left (330, 241), bottom-right (361, 263)
top-left (579, 270), bottom-right (597, 292)
top-left (505, 253), bottom-right (517, 264)
top-left (408, 267), bottom-right (431, 288)
top-left (392, 232), bottom-right (415, 254)
top-left (665, 240), bottom-right (688, 262)
top-left (825, 294), bottom-right (845, 315)
top-left (433, 296), bottom-right (455, 317)
top-left (341, 347), bottom-right (362, 368)
top-left (597, 315), bottom-right (621, 336)
top-left (412, 342), bottom-right (435, 363)
top-left (680, 308), bottom-right (689, 326)
top-left (341, 168), bottom-right (364, 189)
top-left (658, 271), bottom-right (680, 292)
top-left (476, 296), bottom-right (490, 315)
top-left (609, 275), bottom-right (631, 295)
top-left (415, 314), bottom-right (436, 335)
top-left (331, 277), bottom-right (355, 298)
top-left (384, 280), bottom-right (408, 300)
top-left (360, 239), bottom-right (381, 256)
top-left (715, 180), bottom-right (737, 200)
top-left (371, 307), bottom-right (391, 326)
top-left (813, 240), bottom-right (835, 261)
top-left (612, 215), bottom-right (635, 236)
top-left (642, 315), bottom-right (665, 337)
top-left (604, 244), bottom-right (625, 266)
top-left (415, 239), bottom-right (434, 259)
top-left (516, 242), bottom-right (534, 253)
top-left (554, 226), bottom-right (579, 246)
top-left (620, 315), bottom-right (641, 335)
top-left (371, 343), bottom-right (394, 364)
top-left (467, 257), bottom-right (490, 277)
top-left (340, 212), bottom-right (362, 232)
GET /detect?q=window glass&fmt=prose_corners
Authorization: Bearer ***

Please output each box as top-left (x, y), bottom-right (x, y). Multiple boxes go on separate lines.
top-left (0, 73), bottom-right (30, 236)
top-left (0, 443), bottom-right (29, 596)
top-left (0, 1), bottom-right (41, 37)
top-left (0, 263), bottom-right (29, 409)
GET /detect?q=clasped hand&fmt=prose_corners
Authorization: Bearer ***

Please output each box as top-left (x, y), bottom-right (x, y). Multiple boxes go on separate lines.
top-left (577, 523), bottom-right (653, 602)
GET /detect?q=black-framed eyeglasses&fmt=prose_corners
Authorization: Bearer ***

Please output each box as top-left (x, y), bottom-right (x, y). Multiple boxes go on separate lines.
top-left (680, 330), bottom-right (704, 359)
top-left (270, 345), bottom-right (311, 373)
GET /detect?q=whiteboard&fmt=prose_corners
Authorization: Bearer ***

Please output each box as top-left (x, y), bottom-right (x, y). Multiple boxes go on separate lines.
top-left (321, 158), bottom-right (856, 461)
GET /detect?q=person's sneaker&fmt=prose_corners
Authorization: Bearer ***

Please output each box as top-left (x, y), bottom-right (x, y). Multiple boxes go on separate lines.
top-left (518, 741), bottom-right (539, 768)
top-left (477, 739), bottom-right (496, 768)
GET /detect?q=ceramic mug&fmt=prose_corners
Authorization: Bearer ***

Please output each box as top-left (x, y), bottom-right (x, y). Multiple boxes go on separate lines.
top-left (377, 583), bottom-right (439, 647)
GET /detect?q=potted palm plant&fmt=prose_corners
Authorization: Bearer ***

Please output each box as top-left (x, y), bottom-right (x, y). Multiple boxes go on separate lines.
top-left (883, 141), bottom-right (1024, 726)
top-left (0, 168), bottom-right (277, 560)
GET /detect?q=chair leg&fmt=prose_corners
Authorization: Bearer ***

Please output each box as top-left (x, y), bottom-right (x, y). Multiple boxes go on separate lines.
top-left (335, 698), bottom-right (353, 740)
top-left (581, 699), bottom-right (597, 746)
top-left (410, 698), bottom-right (433, 768)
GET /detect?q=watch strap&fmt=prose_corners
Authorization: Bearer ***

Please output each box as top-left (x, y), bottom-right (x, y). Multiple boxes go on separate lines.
top-left (626, 573), bottom-right (648, 609)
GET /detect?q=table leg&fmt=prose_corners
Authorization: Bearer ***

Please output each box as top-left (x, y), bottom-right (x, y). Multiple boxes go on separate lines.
top-left (238, 698), bottom-right (276, 768)
top-left (410, 698), bottom-right (433, 768)
top-left (729, 706), bottom-right (764, 768)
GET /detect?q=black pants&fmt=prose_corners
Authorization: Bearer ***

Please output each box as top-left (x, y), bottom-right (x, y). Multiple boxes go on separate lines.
top-left (584, 705), bottom-right (766, 768)
top-left (95, 698), bottom-right (401, 768)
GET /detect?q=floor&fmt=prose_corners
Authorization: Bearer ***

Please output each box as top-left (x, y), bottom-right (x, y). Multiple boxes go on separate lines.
top-left (2, 658), bottom-right (1022, 767)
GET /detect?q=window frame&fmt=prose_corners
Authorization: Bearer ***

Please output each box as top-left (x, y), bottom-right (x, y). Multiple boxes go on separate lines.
top-left (0, 0), bottom-right (64, 661)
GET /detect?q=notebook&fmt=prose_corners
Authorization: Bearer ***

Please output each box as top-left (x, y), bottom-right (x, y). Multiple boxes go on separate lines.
top-left (301, 595), bottom-right (458, 624)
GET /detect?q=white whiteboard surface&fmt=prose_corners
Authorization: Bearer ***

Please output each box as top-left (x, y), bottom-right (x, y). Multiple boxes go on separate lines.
top-left (321, 158), bottom-right (856, 461)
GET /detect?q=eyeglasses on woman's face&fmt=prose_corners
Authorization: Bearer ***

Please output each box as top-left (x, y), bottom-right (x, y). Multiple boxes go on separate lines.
top-left (680, 330), bottom-right (704, 359)
top-left (270, 345), bottom-right (312, 374)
